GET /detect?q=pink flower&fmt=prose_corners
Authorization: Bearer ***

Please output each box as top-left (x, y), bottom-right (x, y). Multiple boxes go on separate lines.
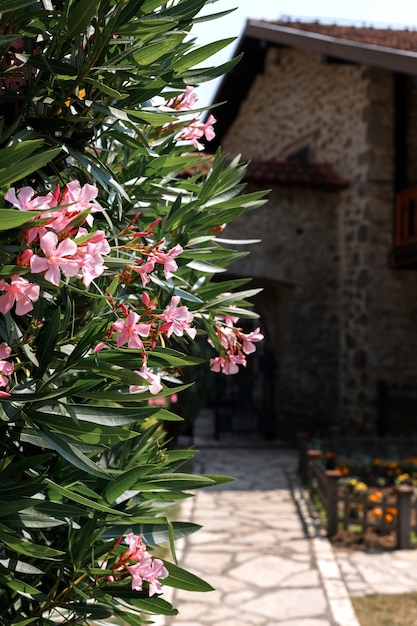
top-left (159, 296), bottom-right (196, 339)
top-left (130, 364), bottom-right (163, 395)
top-left (241, 327), bottom-right (264, 355)
top-left (0, 342), bottom-right (13, 395)
top-left (0, 275), bottom-right (40, 316)
top-left (131, 258), bottom-right (156, 287)
top-left (5, 186), bottom-right (57, 212)
top-left (210, 353), bottom-right (246, 375)
top-left (151, 244), bottom-right (183, 279)
top-left (0, 343), bottom-right (11, 361)
top-left (112, 311), bottom-right (151, 349)
top-left (166, 86), bottom-right (199, 110)
top-left (125, 533), bottom-right (147, 561)
top-left (30, 231), bottom-right (79, 286)
top-left (61, 180), bottom-right (103, 226)
top-left (178, 115), bottom-right (216, 150)
top-left (128, 554), bottom-right (168, 596)
top-left (74, 229), bottom-right (110, 287)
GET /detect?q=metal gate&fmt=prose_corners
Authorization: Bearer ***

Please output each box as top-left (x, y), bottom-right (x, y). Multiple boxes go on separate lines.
top-left (213, 326), bottom-right (276, 440)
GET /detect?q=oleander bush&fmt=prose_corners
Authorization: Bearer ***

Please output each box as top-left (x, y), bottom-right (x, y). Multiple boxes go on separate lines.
top-left (0, 1), bottom-right (267, 623)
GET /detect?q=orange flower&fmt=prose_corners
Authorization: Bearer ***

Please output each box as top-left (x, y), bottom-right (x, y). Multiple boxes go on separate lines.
top-left (373, 507), bottom-right (383, 517)
top-left (368, 491), bottom-right (383, 503)
top-left (386, 506), bottom-right (398, 517)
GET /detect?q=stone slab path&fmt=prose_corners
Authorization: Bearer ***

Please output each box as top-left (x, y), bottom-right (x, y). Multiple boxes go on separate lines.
top-left (159, 447), bottom-right (358, 626)
top-left (154, 410), bottom-right (417, 626)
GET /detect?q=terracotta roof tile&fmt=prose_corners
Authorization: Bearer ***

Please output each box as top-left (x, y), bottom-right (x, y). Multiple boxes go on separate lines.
top-left (270, 20), bottom-right (417, 52)
top-left (244, 160), bottom-right (349, 191)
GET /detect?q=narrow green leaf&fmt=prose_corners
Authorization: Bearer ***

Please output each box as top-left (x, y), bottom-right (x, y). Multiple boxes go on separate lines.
top-left (35, 306), bottom-right (61, 376)
top-left (132, 472), bottom-right (216, 490)
top-left (153, 408), bottom-right (183, 422)
top-left (45, 480), bottom-right (130, 516)
top-left (0, 209), bottom-right (34, 231)
top-left (0, 558), bottom-right (44, 576)
top-left (101, 521), bottom-right (201, 544)
top-left (39, 426), bottom-right (110, 479)
top-left (62, 403), bottom-right (157, 426)
top-left (173, 38), bottom-right (235, 72)
top-left (0, 0), bottom-right (34, 12)
top-left (59, 602), bottom-right (113, 619)
top-left (84, 78), bottom-right (128, 100)
top-left (5, 579), bottom-right (47, 601)
top-left (64, 0), bottom-right (101, 39)
top-left (0, 148), bottom-right (62, 187)
top-left (103, 466), bottom-right (146, 505)
top-left (0, 139), bottom-right (43, 170)
top-left (0, 530), bottom-right (65, 560)
top-left (110, 591), bottom-right (178, 615)
top-left (186, 259), bottom-right (225, 273)
top-left (28, 409), bottom-right (136, 445)
top-left (133, 34), bottom-right (184, 65)
top-left (163, 560), bottom-right (214, 592)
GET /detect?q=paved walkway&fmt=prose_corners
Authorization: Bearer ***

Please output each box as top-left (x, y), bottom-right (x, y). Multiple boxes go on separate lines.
top-left (156, 411), bottom-right (417, 626)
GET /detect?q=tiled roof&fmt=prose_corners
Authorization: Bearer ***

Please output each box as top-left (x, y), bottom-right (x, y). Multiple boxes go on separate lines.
top-left (269, 20), bottom-right (417, 52)
top-left (244, 160), bottom-right (349, 191)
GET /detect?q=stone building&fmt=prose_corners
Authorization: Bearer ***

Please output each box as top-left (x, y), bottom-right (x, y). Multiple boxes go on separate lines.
top-left (208, 19), bottom-right (417, 440)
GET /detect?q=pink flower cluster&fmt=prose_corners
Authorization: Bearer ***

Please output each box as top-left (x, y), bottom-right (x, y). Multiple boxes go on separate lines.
top-left (209, 315), bottom-right (264, 375)
top-left (108, 533), bottom-right (168, 596)
top-left (5, 180), bottom-right (109, 288)
top-left (0, 275), bottom-right (39, 316)
top-left (132, 243), bottom-right (183, 286)
top-left (96, 295), bottom-right (196, 395)
top-left (0, 342), bottom-right (13, 397)
top-left (166, 86), bottom-right (216, 151)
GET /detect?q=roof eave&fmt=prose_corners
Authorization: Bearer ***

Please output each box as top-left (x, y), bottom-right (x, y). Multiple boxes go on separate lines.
top-left (245, 20), bottom-right (417, 75)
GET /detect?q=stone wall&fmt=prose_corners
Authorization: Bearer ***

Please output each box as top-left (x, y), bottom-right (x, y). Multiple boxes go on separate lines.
top-left (224, 185), bottom-right (339, 437)
top-left (220, 46), bottom-right (417, 436)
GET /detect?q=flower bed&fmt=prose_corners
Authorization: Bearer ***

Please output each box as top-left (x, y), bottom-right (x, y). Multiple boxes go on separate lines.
top-left (305, 450), bottom-right (417, 550)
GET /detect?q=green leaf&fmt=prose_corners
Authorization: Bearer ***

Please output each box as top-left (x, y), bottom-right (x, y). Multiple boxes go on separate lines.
top-left (153, 408), bottom-right (183, 422)
top-left (27, 409), bottom-right (136, 445)
top-left (0, 530), bottom-right (65, 560)
top-left (163, 560), bottom-right (214, 592)
top-left (0, 148), bottom-right (62, 187)
top-left (133, 34), bottom-right (184, 65)
top-left (59, 602), bottom-right (114, 619)
top-left (4, 579), bottom-right (47, 602)
top-left (76, 381), bottom-right (194, 403)
top-left (0, 139), bottom-right (43, 170)
top-left (35, 306), bottom-right (61, 376)
top-left (64, 0), bottom-right (101, 39)
top-left (84, 78), bottom-right (129, 100)
top-left (103, 465), bottom-right (147, 504)
top-left (38, 426), bottom-right (110, 479)
top-left (186, 259), bottom-right (225, 273)
top-left (132, 472), bottom-right (216, 490)
top-left (173, 38), bottom-right (235, 72)
top-left (107, 590), bottom-right (178, 615)
top-left (44, 480), bottom-right (130, 516)
top-left (61, 403), bottom-right (157, 426)
top-left (0, 209), bottom-right (34, 231)
top-left (101, 521), bottom-right (200, 544)
top-left (0, 558), bottom-right (44, 576)
top-left (0, 0), bottom-right (34, 12)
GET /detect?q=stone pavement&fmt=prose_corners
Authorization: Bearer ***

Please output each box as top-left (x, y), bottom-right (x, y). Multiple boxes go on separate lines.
top-left (155, 411), bottom-right (417, 626)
